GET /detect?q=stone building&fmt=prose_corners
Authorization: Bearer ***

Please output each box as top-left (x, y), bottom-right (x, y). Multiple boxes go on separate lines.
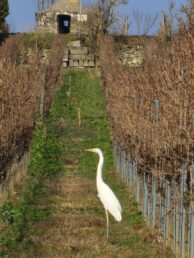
top-left (36, 0), bottom-right (88, 34)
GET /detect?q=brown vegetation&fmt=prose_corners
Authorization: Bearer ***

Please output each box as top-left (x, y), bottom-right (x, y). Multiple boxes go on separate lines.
top-left (99, 16), bottom-right (193, 179)
top-left (43, 35), bottom-right (65, 113)
top-left (83, 0), bottom-right (128, 54)
top-left (0, 34), bottom-right (65, 181)
top-left (35, 0), bottom-right (58, 11)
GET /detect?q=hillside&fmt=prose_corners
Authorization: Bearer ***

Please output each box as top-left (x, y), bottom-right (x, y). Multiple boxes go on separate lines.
top-left (0, 70), bottom-right (174, 257)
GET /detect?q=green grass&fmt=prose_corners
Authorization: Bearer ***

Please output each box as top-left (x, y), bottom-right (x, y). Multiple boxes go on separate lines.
top-left (46, 69), bottom-right (173, 256)
top-left (0, 116), bottom-right (63, 256)
top-left (60, 70), bottom-right (114, 176)
top-left (0, 69), bottom-right (174, 257)
top-left (22, 33), bottom-right (55, 50)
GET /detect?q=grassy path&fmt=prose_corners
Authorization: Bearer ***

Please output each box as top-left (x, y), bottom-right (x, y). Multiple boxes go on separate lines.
top-left (0, 69), bottom-right (173, 257)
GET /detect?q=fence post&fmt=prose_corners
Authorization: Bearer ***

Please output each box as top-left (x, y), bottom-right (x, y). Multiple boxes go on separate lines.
top-left (164, 181), bottom-right (170, 246)
top-left (125, 152), bottom-right (128, 185)
top-left (115, 146), bottom-right (119, 172)
top-left (153, 100), bottom-right (159, 228)
top-left (143, 173), bottom-right (146, 217)
top-left (128, 157), bottom-right (132, 192)
top-left (133, 161), bottom-right (136, 195)
top-left (159, 179), bottom-right (163, 232)
top-left (146, 175), bottom-right (150, 225)
top-left (192, 152), bottom-right (194, 179)
top-left (116, 145), bottom-right (119, 173)
top-left (121, 151), bottom-right (124, 180)
top-left (116, 146), bottom-right (120, 173)
top-left (118, 147), bottom-right (121, 175)
top-left (151, 173), bottom-right (156, 226)
top-left (123, 151), bottom-right (127, 182)
top-left (188, 206), bottom-right (192, 258)
top-left (135, 161), bottom-right (140, 203)
top-left (180, 164), bottom-right (187, 257)
top-left (127, 155), bottom-right (130, 187)
top-left (112, 147), bottom-right (193, 258)
top-left (188, 158), bottom-right (194, 258)
top-left (190, 211), bottom-right (194, 258)
top-left (131, 160), bottom-right (134, 194)
top-left (173, 179), bottom-right (179, 255)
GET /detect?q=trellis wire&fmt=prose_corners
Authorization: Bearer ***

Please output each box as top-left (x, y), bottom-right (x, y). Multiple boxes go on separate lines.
top-left (113, 102), bottom-right (193, 257)
top-left (189, 158), bottom-right (194, 258)
top-left (114, 145), bottom-right (193, 257)
top-left (151, 174), bottom-right (156, 226)
top-left (180, 165), bottom-right (187, 257)
top-left (164, 181), bottom-right (170, 246)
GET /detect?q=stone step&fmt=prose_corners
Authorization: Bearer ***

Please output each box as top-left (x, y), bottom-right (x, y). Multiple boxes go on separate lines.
top-left (85, 54), bottom-right (94, 60)
top-left (67, 40), bottom-right (81, 48)
top-left (69, 54), bottom-right (86, 61)
top-left (63, 41), bottom-right (97, 68)
top-left (70, 47), bottom-right (88, 55)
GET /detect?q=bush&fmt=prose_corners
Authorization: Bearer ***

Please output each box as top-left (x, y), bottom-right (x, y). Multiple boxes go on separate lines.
top-left (22, 33), bottom-right (55, 50)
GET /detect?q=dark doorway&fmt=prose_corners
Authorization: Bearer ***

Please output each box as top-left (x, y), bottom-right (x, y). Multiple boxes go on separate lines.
top-left (58, 15), bottom-right (71, 33)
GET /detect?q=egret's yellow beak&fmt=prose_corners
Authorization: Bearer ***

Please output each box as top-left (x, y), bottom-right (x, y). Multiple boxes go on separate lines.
top-left (85, 149), bottom-right (93, 152)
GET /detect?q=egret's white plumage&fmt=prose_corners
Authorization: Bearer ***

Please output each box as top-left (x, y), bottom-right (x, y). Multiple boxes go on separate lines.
top-left (85, 148), bottom-right (122, 237)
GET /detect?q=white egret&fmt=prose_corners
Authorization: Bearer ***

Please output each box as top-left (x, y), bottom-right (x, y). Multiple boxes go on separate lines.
top-left (85, 148), bottom-right (122, 238)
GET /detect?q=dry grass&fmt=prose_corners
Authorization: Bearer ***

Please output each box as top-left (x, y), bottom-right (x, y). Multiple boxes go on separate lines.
top-left (0, 34), bottom-right (65, 181)
top-left (99, 12), bottom-right (193, 180)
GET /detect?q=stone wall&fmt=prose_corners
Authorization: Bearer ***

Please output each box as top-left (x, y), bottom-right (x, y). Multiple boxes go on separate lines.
top-left (119, 45), bottom-right (144, 67)
top-left (62, 41), bottom-right (143, 69)
top-left (62, 40), bottom-right (98, 68)
top-left (36, 11), bottom-right (87, 34)
top-left (36, 12), bottom-right (57, 33)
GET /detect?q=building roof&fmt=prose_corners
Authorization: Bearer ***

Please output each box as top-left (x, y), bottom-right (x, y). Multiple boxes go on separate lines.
top-left (41, 0), bottom-right (88, 14)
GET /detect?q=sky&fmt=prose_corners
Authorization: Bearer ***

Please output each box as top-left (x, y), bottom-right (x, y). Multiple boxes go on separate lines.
top-left (7, 0), bottom-right (188, 34)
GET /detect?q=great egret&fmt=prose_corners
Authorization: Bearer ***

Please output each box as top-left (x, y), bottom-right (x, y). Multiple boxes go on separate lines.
top-left (85, 148), bottom-right (122, 238)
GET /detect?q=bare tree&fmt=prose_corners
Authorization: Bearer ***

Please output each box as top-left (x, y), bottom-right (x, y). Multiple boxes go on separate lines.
top-left (36, 0), bottom-right (43, 11)
top-left (84, 0), bottom-right (128, 53)
top-left (159, 1), bottom-right (176, 40)
top-left (95, 0), bottom-right (128, 33)
top-left (133, 9), bottom-right (158, 35)
top-left (143, 13), bottom-right (158, 35)
top-left (36, 0), bottom-right (57, 11)
top-left (132, 10), bottom-right (142, 35)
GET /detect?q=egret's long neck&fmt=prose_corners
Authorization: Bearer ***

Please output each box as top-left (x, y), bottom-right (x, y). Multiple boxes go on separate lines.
top-left (96, 152), bottom-right (104, 183)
